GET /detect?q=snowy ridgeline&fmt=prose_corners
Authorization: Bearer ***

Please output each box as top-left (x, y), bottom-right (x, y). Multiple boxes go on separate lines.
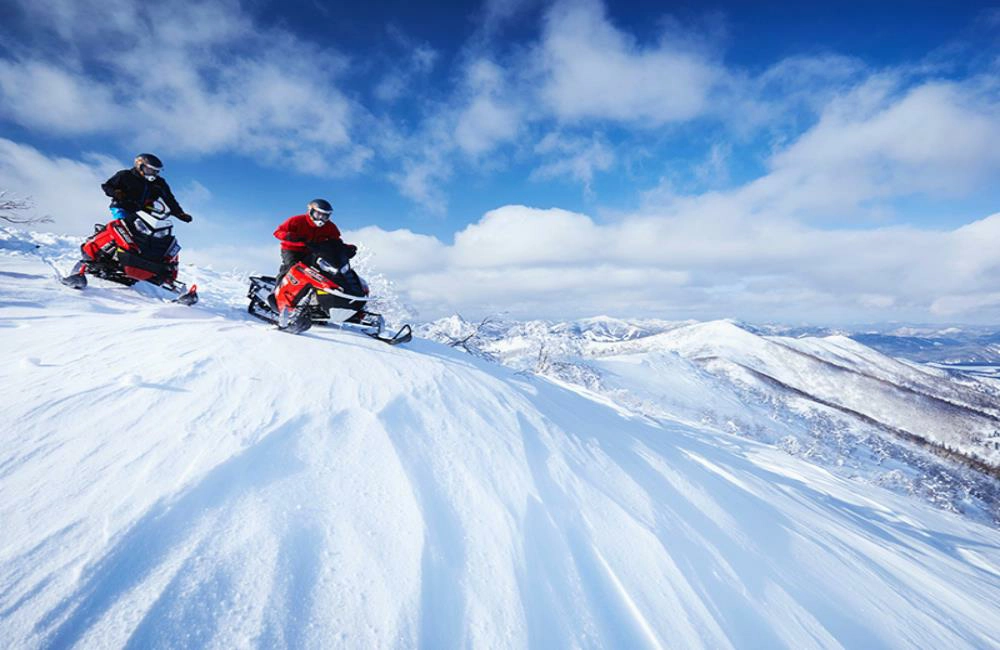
top-left (418, 314), bottom-right (1000, 523)
top-left (3, 228), bottom-right (1000, 649)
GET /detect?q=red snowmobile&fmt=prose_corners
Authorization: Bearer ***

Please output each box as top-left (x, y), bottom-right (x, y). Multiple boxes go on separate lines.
top-left (247, 240), bottom-right (412, 345)
top-left (61, 200), bottom-right (198, 305)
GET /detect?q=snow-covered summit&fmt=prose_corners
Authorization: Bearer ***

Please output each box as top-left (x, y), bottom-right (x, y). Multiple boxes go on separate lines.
top-left (3, 229), bottom-right (1000, 648)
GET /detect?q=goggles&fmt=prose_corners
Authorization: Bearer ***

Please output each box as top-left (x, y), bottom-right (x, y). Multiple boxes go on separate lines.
top-left (308, 206), bottom-right (332, 223)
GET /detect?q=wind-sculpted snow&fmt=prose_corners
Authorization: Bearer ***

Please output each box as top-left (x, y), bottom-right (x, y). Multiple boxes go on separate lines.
top-left (3, 231), bottom-right (1000, 648)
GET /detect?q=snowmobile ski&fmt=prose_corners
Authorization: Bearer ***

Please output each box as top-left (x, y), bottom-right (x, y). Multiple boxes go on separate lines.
top-left (369, 323), bottom-right (413, 346)
top-left (60, 261), bottom-right (88, 289)
top-left (173, 284), bottom-right (199, 306)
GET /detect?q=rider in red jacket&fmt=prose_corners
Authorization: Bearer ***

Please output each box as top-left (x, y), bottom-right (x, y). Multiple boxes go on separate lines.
top-left (273, 199), bottom-right (356, 285)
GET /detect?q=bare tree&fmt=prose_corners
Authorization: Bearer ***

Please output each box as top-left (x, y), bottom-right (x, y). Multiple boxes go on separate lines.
top-left (445, 315), bottom-right (493, 348)
top-left (443, 314), bottom-right (498, 361)
top-left (0, 191), bottom-right (53, 225)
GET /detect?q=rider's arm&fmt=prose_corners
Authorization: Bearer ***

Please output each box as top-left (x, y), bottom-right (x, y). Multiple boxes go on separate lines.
top-left (101, 170), bottom-right (127, 198)
top-left (274, 216), bottom-right (301, 242)
top-left (155, 178), bottom-right (185, 216)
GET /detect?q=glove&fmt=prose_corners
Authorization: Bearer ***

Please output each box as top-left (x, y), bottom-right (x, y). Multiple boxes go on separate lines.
top-left (345, 244), bottom-right (357, 259)
top-left (175, 212), bottom-right (193, 223)
top-left (282, 234), bottom-right (302, 242)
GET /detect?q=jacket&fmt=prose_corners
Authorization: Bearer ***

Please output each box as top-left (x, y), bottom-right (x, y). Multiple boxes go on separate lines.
top-left (101, 168), bottom-right (184, 215)
top-left (273, 214), bottom-right (343, 252)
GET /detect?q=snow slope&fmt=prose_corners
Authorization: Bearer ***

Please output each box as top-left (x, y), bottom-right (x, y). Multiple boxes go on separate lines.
top-left (600, 321), bottom-right (1000, 462)
top-left (3, 232), bottom-right (1000, 648)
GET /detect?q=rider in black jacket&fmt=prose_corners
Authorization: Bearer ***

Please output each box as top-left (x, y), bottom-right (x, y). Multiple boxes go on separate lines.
top-left (62, 153), bottom-right (195, 283)
top-left (101, 153), bottom-right (192, 222)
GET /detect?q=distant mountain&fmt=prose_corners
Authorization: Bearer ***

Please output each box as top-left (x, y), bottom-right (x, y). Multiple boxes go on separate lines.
top-left (419, 315), bottom-right (1000, 523)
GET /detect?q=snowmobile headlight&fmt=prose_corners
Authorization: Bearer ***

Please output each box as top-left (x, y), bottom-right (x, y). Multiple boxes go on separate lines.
top-left (152, 227), bottom-right (172, 238)
top-left (133, 218), bottom-right (152, 235)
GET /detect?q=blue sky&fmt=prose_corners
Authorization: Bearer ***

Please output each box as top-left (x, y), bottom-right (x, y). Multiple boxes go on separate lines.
top-left (1, 0), bottom-right (999, 323)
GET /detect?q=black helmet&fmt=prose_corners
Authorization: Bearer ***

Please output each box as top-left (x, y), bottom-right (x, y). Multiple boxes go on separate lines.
top-left (307, 198), bottom-right (332, 226)
top-left (135, 153), bottom-right (163, 180)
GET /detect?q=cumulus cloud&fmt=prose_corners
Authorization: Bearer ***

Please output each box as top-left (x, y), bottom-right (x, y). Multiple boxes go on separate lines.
top-left (535, 0), bottom-right (721, 124)
top-left (354, 204), bottom-right (1000, 322)
top-left (346, 225), bottom-right (449, 275)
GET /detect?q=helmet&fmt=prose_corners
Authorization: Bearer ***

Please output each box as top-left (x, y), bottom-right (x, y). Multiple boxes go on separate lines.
top-left (307, 198), bottom-right (332, 226)
top-left (135, 153), bottom-right (163, 181)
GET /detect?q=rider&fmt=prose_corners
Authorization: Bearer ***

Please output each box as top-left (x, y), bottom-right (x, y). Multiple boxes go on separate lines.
top-left (66, 153), bottom-right (193, 279)
top-left (272, 198), bottom-right (356, 288)
top-left (101, 153), bottom-right (192, 224)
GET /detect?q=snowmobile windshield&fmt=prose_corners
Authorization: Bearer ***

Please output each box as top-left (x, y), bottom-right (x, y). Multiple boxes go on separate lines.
top-left (316, 256), bottom-right (348, 276)
top-left (133, 211), bottom-right (173, 239)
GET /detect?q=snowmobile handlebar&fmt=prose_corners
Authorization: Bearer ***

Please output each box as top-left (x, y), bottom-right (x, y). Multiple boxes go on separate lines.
top-left (134, 201), bottom-right (191, 223)
top-left (305, 240), bottom-right (355, 271)
top-left (138, 199), bottom-right (172, 221)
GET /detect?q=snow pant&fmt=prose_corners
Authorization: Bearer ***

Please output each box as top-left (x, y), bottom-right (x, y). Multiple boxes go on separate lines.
top-left (275, 249), bottom-right (309, 285)
top-left (110, 206), bottom-right (134, 221)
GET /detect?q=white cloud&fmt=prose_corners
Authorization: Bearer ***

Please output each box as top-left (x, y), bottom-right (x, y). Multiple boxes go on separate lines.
top-left (0, 0), bottom-right (368, 177)
top-left (0, 60), bottom-right (123, 133)
top-left (346, 225), bottom-right (448, 275)
top-left (453, 59), bottom-right (521, 157)
top-left (390, 142), bottom-right (452, 214)
top-left (349, 201), bottom-right (1000, 322)
top-left (0, 138), bottom-right (119, 234)
top-left (931, 293), bottom-right (1000, 317)
top-left (387, 58), bottom-right (523, 210)
top-left (641, 73), bottom-right (1000, 224)
top-left (454, 96), bottom-right (520, 156)
top-left (535, 0), bottom-right (721, 125)
top-left (763, 79), bottom-right (1000, 214)
top-left (6, 135), bottom-right (1000, 324)
top-left (531, 132), bottom-right (615, 191)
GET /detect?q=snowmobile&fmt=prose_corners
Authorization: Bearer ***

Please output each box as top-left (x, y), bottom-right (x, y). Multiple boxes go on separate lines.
top-left (60, 199), bottom-right (198, 305)
top-left (247, 240), bottom-right (412, 345)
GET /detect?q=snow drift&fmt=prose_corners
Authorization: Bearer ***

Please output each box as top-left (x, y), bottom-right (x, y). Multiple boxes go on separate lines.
top-left (2, 230), bottom-right (1000, 648)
